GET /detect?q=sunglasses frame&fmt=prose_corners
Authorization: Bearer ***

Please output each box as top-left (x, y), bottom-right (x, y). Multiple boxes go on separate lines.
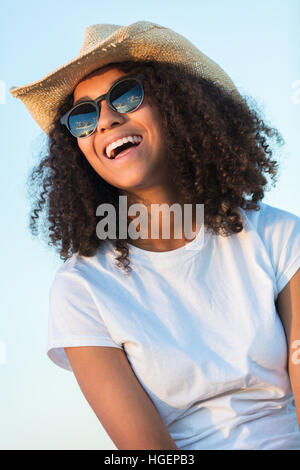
top-left (60, 74), bottom-right (145, 138)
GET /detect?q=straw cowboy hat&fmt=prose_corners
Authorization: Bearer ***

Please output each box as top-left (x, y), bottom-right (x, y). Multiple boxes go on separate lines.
top-left (10, 20), bottom-right (245, 135)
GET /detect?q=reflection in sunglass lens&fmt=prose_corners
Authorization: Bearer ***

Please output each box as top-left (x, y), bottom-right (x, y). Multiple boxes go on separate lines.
top-left (69, 103), bottom-right (98, 138)
top-left (110, 80), bottom-right (143, 113)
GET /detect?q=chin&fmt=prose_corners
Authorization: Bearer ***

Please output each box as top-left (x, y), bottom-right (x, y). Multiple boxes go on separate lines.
top-left (114, 179), bottom-right (148, 192)
top-left (111, 170), bottom-right (151, 190)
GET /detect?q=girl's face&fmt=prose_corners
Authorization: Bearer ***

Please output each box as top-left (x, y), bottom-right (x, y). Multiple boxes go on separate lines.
top-left (73, 66), bottom-right (170, 192)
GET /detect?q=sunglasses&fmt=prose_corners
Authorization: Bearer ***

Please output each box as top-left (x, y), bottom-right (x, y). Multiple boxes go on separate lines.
top-left (60, 74), bottom-right (145, 138)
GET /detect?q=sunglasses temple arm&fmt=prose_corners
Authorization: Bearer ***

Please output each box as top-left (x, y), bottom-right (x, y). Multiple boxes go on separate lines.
top-left (60, 114), bottom-right (68, 126)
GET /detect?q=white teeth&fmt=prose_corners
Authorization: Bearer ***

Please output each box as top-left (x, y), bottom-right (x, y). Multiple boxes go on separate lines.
top-left (105, 135), bottom-right (142, 159)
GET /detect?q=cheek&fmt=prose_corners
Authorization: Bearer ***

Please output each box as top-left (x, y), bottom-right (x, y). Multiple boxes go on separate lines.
top-left (77, 138), bottom-right (91, 156)
top-left (77, 138), bottom-right (98, 167)
top-left (77, 138), bottom-right (114, 184)
top-left (142, 109), bottom-right (165, 149)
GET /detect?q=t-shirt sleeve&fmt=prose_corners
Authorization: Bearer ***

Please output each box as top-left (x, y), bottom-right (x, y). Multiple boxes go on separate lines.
top-left (258, 203), bottom-right (300, 298)
top-left (47, 271), bottom-right (123, 371)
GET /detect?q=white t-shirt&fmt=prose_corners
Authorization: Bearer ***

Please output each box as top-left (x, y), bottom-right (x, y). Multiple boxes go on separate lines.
top-left (47, 201), bottom-right (300, 450)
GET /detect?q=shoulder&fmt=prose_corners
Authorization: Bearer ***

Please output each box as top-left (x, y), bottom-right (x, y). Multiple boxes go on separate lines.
top-left (50, 241), bottom-right (117, 296)
top-left (240, 201), bottom-right (300, 239)
top-left (239, 202), bottom-right (300, 296)
top-left (54, 241), bottom-right (116, 277)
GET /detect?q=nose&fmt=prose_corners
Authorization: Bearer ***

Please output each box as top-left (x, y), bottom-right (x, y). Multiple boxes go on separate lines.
top-left (96, 99), bottom-right (125, 132)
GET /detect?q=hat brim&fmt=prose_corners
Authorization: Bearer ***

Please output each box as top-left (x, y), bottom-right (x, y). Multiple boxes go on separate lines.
top-left (10, 21), bottom-right (243, 135)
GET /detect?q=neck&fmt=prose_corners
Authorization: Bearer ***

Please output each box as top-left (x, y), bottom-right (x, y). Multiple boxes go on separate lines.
top-left (119, 185), bottom-right (199, 252)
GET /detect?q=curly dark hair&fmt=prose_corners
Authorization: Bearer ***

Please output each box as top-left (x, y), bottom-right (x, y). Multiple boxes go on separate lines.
top-left (27, 60), bottom-right (284, 275)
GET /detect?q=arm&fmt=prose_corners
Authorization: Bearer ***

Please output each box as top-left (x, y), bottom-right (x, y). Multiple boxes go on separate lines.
top-left (64, 345), bottom-right (178, 450)
top-left (276, 268), bottom-right (300, 427)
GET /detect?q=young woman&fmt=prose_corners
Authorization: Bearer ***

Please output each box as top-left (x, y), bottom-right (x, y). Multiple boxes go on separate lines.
top-left (10, 21), bottom-right (300, 450)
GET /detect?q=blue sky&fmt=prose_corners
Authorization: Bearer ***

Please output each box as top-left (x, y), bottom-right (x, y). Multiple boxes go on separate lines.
top-left (0, 0), bottom-right (299, 449)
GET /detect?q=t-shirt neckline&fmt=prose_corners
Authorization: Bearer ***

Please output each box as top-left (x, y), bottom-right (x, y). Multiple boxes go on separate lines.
top-left (120, 223), bottom-right (209, 267)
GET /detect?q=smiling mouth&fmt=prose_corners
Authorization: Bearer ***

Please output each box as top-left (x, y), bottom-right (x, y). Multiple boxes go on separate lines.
top-left (105, 137), bottom-right (143, 160)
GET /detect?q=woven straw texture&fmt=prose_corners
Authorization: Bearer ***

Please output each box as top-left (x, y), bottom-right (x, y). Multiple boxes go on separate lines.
top-left (10, 21), bottom-right (244, 135)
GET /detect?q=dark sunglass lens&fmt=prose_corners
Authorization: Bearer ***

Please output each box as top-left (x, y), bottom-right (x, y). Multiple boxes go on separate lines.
top-left (110, 79), bottom-right (143, 113)
top-left (68, 103), bottom-right (98, 137)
